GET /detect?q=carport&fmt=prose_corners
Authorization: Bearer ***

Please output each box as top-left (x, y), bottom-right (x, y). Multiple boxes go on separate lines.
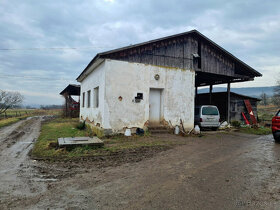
top-left (192, 32), bottom-right (262, 123)
top-left (195, 63), bottom-right (261, 123)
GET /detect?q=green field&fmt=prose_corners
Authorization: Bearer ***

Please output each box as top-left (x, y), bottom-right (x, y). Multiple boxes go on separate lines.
top-left (258, 105), bottom-right (279, 122)
top-left (0, 109), bottom-right (62, 128)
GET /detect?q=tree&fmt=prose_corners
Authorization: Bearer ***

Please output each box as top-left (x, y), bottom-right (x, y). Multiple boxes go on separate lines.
top-left (0, 90), bottom-right (23, 114)
top-left (272, 78), bottom-right (280, 105)
top-left (260, 92), bottom-right (268, 106)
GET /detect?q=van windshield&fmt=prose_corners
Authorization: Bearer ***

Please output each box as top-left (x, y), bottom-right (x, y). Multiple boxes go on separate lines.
top-left (202, 107), bottom-right (219, 115)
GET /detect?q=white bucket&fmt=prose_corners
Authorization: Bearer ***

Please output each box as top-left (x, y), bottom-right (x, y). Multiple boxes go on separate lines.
top-left (194, 125), bottom-right (200, 134)
top-left (124, 128), bottom-right (131, 136)
top-left (174, 125), bottom-right (180, 135)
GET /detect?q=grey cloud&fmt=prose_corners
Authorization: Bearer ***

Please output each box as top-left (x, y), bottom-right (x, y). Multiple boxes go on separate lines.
top-left (0, 0), bottom-right (279, 105)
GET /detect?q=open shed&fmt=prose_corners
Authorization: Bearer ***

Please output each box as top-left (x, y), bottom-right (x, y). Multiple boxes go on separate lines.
top-left (60, 84), bottom-right (80, 117)
top-left (196, 92), bottom-right (261, 123)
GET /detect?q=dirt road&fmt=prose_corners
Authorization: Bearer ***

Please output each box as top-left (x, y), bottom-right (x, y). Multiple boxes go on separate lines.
top-left (1, 120), bottom-right (280, 210)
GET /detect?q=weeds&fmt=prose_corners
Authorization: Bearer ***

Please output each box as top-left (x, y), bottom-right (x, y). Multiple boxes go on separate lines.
top-left (239, 126), bottom-right (271, 135)
top-left (76, 121), bottom-right (86, 130)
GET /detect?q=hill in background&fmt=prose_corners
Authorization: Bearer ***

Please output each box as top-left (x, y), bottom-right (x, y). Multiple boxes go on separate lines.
top-left (198, 86), bottom-right (276, 98)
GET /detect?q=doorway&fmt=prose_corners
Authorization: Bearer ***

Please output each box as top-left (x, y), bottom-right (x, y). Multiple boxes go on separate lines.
top-left (149, 88), bottom-right (162, 124)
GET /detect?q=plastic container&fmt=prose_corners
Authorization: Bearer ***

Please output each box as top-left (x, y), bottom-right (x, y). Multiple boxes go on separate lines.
top-left (174, 125), bottom-right (180, 135)
top-left (194, 125), bottom-right (200, 134)
top-left (124, 128), bottom-right (131, 136)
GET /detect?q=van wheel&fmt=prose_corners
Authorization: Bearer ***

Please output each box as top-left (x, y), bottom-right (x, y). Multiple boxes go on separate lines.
top-left (211, 127), bottom-right (218, 131)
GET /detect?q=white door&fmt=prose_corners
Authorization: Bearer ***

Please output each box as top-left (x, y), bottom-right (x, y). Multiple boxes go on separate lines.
top-left (149, 89), bottom-right (162, 123)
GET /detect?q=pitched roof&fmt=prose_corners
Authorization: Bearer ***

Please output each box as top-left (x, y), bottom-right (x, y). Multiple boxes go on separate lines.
top-left (77, 29), bottom-right (262, 81)
top-left (60, 84), bottom-right (80, 96)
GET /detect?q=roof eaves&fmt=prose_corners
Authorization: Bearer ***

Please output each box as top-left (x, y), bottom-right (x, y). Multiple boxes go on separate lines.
top-left (76, 54), bottom-right (100, 81)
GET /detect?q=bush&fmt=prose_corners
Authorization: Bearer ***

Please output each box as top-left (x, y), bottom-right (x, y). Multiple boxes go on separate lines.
top-left (76, 121), bottom-right (86, 130)
top-left (231, 121), bottom-right (241, 128)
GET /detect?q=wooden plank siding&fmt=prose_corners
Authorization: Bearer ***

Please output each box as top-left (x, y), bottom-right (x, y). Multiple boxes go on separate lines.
top-left (200, 42), bottom-right (235, 77)
top-left (102, 35), bottom-right (198, 71)
top-left (102, 34), bottom-right (237, 78)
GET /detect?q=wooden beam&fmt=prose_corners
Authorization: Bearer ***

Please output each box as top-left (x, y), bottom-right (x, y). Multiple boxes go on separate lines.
top-left (227, 83), bottom-right (231, 123)
top-left (195, 87), bottom-right (198, 104)
top-left (196, 78), bottom-right (251, 87)
top-left (209, 85), bottom-right (213, 104)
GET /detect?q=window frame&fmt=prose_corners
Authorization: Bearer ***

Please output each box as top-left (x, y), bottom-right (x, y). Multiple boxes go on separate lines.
top-left (94, 86), bottom-right (99, 108)
top-left (87, 90), bottom-right (91, 108)
top-left (82, 92), bottom-right (85, 107)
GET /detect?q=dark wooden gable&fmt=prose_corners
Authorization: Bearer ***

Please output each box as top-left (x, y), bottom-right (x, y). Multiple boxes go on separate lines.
top-left (77, 30), bottom-right (261, 83)
top-left (101, 35), bottom-right (199, 72)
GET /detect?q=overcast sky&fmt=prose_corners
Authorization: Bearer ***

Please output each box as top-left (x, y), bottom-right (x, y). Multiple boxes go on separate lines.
top-left (0, 0), bottom-right (279, 105)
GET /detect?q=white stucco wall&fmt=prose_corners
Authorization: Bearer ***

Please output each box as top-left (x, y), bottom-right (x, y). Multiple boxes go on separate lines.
top-left (79, 60), bottom-right (105, 126)
top-left (104, 59), bottom-right (195, 132)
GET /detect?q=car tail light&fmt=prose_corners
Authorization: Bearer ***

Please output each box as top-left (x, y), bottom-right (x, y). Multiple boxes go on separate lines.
top-left (200, 118), bottom-right (203, 122)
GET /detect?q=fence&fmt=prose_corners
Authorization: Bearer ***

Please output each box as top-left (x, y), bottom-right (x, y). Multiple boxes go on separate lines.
top-left (0, 110), bottom-right (34, 120)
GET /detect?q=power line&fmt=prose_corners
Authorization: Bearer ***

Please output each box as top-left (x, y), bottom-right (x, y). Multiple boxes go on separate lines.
top-left (0, 74), bottom-right (74, 81)
top-left (0, 46), bottom-right (121, 51)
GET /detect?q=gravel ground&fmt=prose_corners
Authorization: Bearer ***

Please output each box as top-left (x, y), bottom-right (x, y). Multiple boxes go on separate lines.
top-left (0, 118), bottom-right (280, 210)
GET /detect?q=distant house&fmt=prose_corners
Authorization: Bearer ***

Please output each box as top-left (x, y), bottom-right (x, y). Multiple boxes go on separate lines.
top-left (196, 92), bottom-right (260, 123)
top-left (76, 30), bottom-right (261, 134)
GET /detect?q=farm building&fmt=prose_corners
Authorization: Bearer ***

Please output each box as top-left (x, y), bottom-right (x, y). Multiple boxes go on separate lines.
top-left (76, 29), bottom-right (262, 134)
top-left (196, 92), bottom-right (260, 123)
top-left (60, 84), bottom-right (80, 117)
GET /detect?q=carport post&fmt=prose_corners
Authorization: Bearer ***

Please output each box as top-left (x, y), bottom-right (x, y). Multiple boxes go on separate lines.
top-left (227, 83), bottom-right (231, 123)
top-left (195, 87), bottom-right (198, 104)
top-left (209, 85), bottom-right (213, 104)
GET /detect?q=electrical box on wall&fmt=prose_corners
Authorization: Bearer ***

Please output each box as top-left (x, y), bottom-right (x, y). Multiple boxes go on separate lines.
top-left (136, 93), bottom-right (143, 99)
top-left (134, 92), bottom-right (143, 103)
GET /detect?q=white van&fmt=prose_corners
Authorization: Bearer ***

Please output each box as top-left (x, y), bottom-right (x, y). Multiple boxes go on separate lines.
top-left (195, 105), bottom-right (220, 130)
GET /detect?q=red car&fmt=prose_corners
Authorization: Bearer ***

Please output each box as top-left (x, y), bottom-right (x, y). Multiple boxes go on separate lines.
top-left (272, 110), bottom-right (280, 142)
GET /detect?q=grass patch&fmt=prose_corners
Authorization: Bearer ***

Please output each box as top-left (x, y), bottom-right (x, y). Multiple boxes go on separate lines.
top-left (32, 118), bottom-right (93, 158)
top-left (238, 127), bottom-right (271, 135)
top-left (0, 115), bottom-right (28, 129)
top-left (32, 117), bottom-right (186, 159)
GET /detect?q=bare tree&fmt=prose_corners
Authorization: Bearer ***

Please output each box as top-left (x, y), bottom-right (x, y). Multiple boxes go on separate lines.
top-left (275, 78), bottom-right (280, 97)
top-left (0, 90), bottom-right (24, 114)
top-left (273, 78), bottom-right (280, 105)
top-left (260, 92), bottom-right (268, 106)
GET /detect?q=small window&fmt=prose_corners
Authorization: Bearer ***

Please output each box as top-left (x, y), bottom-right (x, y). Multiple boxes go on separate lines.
top-left (82, 92), bottom-right (85, 107)
top-left (87, 90), bottom-right (91, 108)
top-left (94, 87), bottom-right (99, 108)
